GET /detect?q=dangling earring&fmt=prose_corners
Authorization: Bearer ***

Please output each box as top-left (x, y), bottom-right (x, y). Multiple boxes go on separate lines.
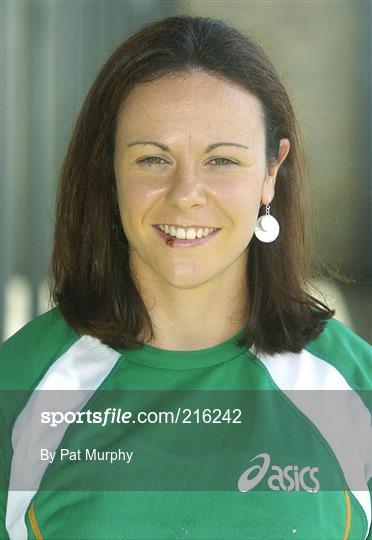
top-left (254, 204), bottom-right (280, 243)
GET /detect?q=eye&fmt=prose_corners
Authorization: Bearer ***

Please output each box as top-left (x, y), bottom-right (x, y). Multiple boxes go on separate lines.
top-left (136, 156), bottom-right (238, 167)
top-left (137, 156), bottom-right (169, 166)
top-left (208, 157), bottom-right (238, 167)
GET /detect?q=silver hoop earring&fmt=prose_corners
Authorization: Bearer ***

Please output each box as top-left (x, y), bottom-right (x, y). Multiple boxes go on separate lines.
top-left (254, 204), bottom-right (280, 243)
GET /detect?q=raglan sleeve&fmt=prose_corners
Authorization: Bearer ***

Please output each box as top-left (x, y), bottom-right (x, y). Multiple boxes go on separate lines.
top-left (0, 406), bottom-right (11, 540)
top-left (306, 317), bottom-right (372, 539)
top-left (0, 308), bottom-right (76, 540)
top-left (0, 342), bottom-right (13, 540)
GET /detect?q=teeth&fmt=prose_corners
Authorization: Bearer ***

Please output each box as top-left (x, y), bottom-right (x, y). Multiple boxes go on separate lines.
top-left (157, 225), bottom-right (217, 239)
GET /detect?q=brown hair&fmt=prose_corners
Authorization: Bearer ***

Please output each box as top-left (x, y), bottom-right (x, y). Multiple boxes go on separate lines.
top-left (48, 14), bottom-right (336, 355)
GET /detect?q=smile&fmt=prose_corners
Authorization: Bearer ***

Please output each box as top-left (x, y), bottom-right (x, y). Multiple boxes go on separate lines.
top-left (152, 225), bottom-right (221, 248)
top-left (156, 224), bottom-right (219, 239)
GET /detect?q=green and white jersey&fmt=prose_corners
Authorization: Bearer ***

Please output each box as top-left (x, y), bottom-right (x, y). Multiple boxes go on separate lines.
top-left (1, 307), bottom-right (371, 540)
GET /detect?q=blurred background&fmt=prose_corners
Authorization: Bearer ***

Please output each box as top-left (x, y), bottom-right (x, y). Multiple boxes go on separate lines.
top-left (1, 0), bottom-right (371, 343)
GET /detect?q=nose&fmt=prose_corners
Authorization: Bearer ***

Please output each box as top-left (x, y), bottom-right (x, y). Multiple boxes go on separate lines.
top-left (165, 165), bottom-right (208, 210)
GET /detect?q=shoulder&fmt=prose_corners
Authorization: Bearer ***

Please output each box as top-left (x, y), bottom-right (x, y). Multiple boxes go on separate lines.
top-left (0, 307), bottom-right (79, 391)
top-left (305, 317), bottom-right (371, 394)
top-left (0, 307), bottom-right (80, 432)
top-left (254, 317), bottom-right (371, 407)
top-left (305, 318), bottom-right (372, 522)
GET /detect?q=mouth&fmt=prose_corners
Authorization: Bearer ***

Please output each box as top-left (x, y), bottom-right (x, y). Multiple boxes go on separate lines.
top-left (152, 224), bottom-right (221, 248)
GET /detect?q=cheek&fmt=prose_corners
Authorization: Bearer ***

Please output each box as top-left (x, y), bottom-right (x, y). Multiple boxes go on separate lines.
top-left (117, 174), bottom-right (164, 208)
top-left (116, 178), bottom-right (163, 245)
top-left (116, 184), bottom-right (139, 238)
top-left (215, 179), bottom-right (262, 227)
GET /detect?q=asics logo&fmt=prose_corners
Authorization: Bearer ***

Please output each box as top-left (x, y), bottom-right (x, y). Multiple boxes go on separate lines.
top-left (238, 453), bottom-right (320, 493)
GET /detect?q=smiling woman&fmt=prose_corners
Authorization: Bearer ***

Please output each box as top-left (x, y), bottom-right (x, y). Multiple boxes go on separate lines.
top-left (112, 69), bottom-right (290, 348)
top-left (47, 14), bottom-right (333, 354)
top-left (1, 13), bottom-right (371, 540)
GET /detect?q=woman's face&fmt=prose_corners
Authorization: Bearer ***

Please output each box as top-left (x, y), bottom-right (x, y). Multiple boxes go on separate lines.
top-left (114, 70), bottom-right (289, 290)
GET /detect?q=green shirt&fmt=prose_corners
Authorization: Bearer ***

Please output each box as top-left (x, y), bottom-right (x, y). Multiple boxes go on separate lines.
top-left (1, 307), bottom-right (371, 539)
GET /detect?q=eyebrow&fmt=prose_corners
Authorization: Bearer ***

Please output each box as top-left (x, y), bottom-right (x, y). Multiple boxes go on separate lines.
top-left (126, 141), bottom-right (251, 152)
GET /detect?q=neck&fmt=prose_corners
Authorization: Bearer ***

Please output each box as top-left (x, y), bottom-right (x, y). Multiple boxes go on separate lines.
top-left (130, 252), bottom-right (249, 351)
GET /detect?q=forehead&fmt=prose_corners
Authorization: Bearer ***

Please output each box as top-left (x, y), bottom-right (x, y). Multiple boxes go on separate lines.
top-left (115, 71), bottom-right (265, 141)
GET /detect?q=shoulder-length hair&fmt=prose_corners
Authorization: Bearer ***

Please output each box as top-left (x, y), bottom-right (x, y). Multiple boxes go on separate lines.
top-left (48, 14), bottom-right (336, 355)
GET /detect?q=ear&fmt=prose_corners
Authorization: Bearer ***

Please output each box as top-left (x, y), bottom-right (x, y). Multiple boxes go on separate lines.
top-left (261, 138), bottom-right (290, 205)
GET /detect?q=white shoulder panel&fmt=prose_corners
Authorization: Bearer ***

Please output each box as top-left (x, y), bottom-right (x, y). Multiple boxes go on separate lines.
top-left (6, 335), bottom-right (121, 540)
top-left (256, 347), bottom-right (372, 540)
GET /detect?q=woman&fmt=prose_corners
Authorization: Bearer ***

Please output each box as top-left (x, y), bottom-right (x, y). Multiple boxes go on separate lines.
top-left (1, 14), bottom-right (371, 540)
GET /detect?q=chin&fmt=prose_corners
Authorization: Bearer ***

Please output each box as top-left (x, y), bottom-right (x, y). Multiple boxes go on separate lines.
top-left (165, 279), bottom-right (209, 290)
top-left (159, 267), bottom-right (214, 290)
